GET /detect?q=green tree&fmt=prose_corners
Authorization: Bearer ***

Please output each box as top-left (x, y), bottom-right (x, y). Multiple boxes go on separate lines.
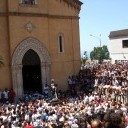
top-left (90, 45), bottom-right (110, 63)
top-left (0, 55), bottom-right (4, 67)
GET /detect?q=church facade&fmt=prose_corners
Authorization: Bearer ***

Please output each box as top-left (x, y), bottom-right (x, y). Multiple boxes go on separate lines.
top-left (0, 0), bottom-right (82, 97)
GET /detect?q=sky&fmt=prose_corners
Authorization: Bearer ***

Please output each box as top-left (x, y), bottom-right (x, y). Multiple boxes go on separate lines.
top-left (79, 0), bottom-right (128, 56)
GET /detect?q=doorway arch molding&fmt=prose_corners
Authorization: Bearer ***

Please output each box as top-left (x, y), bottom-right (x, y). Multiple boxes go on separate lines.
top-left (11, 37), bottom-right (51, 97)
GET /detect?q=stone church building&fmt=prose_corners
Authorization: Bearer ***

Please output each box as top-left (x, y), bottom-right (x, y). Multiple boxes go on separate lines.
top-left (0, 0), bottom-right (82, 97)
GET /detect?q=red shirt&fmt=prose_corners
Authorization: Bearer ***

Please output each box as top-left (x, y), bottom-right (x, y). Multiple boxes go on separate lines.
top-left (25, 124), bottom-right (34, 128)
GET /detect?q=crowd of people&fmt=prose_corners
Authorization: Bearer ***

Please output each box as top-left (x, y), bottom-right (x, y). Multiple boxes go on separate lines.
top-left (68, 62), bottom-right (128, 103)
top-left (0, 62), bottom-right (128, 128)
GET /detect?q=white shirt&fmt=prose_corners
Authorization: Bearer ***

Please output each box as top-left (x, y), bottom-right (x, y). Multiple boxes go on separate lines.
top-left (3, 91), bottom-right (8, 99)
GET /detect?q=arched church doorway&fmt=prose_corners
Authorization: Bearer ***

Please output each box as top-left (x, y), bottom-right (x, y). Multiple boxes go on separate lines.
top-left (11, 37), bottom-right (51, 97)
top-left (22, 49), bottom-right (42, 93)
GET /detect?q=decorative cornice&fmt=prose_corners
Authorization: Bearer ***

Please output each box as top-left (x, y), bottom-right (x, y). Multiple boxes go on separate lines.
top-left (63, 0), bottom-right (83, 11)
top-left (0, 12), bottom-right (79, 19)
top-left (109, 34), bottom-right (128, 39)
top-left (0, 12), bottom-right (7, 16)
top-left (109, 29), bottom-right (128, 39)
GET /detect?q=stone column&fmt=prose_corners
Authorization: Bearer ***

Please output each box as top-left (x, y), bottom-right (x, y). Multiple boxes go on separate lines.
top-left (45, 62), bottom-right (51, 86)
top-left (19, 0), bottom-right (23, 4)
top-left (35, 0), bottom-right (37, 4)
top-left (12, 66), bottom-right (17, 97)
top-left (41, 62), bottom-right (47, 92)
top-left (11, 65), bottom-right (23, 98)
top-left (41, 62), bottom-right (51, 92)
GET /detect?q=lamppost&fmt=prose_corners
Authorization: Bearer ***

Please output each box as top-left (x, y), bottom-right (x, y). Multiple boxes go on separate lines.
top-left (90, 34), bottom-right (102, 47)
top-left (90, 34), bottom-right (102, 63)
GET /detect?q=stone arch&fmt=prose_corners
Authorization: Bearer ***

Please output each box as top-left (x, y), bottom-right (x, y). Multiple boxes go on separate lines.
top-left (11, 37), bottom-right (51, 97)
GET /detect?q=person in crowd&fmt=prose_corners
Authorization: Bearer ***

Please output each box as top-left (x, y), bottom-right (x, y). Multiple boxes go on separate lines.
top-left (44, 84), bottom-right (50, 98)
top-left (8, 88), bottom-right (16, 103)
top-left (24, 121), bottom-right (34, 128)
top-left (51, 79), bottom-right (58, 100)
top-left (2, 88), bottom-right (9, 103)
top-left (67, 76), bottom-right (72, 91)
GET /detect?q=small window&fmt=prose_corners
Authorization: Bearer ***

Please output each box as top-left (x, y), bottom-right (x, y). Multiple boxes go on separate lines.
top-left (122, 40), bottom-right (128, 48)
top-left (58, 34), bottom-right (64, 53)
top-left (19, 0), bottom-right (37, 5)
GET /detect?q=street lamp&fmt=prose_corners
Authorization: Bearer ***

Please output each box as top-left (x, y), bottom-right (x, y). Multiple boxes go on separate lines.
top-left (90, 34), bottom-right (102, 47)
top-left (90, 34), bottom-right (102, 63)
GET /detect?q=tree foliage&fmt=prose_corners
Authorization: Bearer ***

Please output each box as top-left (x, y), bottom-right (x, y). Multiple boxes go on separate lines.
top-left (90, 45), bottom-right (110, 63)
